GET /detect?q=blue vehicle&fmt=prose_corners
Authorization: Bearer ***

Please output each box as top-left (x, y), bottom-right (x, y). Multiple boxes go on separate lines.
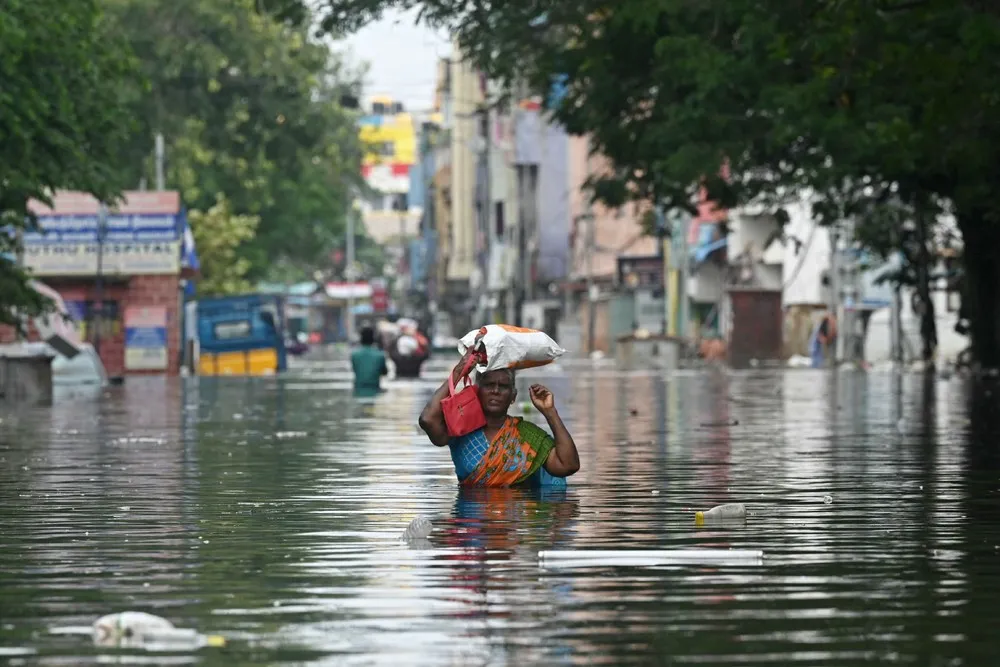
top-left (192, 294), bottom-right (287, 376)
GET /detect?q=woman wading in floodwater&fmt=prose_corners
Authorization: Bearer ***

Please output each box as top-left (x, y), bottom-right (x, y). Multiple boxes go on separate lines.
top-left (418, 348), bottom-right (580, 487)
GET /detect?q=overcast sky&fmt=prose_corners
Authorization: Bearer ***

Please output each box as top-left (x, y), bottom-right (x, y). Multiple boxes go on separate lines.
top-left (337, 8), bottom-right (452, 113)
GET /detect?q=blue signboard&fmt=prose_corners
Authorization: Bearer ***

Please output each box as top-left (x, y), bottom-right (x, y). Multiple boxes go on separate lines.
top-left (124, 306), bottom-right (168, 370)
top-left (24, 191), bottom-right (186, 276)
top-left (24, 212), bottom-right (182, 244)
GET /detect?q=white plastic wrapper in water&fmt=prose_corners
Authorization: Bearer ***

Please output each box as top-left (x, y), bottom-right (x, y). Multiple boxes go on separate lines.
top-left (459, 324), bottom-right (565, 374)
top-left (88, 611), bottom-right (226, 649)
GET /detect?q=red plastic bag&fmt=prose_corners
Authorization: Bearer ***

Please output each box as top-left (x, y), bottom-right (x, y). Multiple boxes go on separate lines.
top-left (441, 355), bottom-right (486, 437)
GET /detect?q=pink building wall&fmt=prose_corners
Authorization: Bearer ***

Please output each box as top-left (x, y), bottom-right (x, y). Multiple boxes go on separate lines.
top-left (568, 136), bottom-right (659, 281)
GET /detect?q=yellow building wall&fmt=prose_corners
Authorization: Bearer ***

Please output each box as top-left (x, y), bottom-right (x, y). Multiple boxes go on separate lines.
top-left (359, 113), bottom-right (416, 167)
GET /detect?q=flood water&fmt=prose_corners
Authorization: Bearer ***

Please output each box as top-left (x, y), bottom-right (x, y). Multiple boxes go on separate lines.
top-left (1, 358), bottom-right (999, 665)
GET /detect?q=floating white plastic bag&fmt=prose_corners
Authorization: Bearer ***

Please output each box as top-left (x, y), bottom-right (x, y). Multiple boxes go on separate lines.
top-left (459, 324), bottom-right (565, 373)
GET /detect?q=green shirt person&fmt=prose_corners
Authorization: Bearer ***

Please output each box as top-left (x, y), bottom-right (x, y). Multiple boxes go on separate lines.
top-left (351, 325), bottom-right (388, 397)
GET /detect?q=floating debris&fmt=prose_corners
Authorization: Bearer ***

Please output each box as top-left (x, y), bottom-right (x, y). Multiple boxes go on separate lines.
top-left (400, 515), bottom-right (433, 542)
top-left (694, 503), bottom-right (747, 525)
top-left (109, 436), bottom-right (167, 446)
top-left (51, 611), bottom-right (225, 651)
top-left (274, 431), bottom-right (309, 439)
top-left (538, 549), bottom-right (764, 568)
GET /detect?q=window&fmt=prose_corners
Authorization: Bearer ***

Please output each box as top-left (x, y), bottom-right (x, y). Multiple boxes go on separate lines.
top-left (214, 320), bottom-right (252, 340)
top-left (69, 300), bottom-right (120, 340)
top-left (495, 202), bottom-right (505, 237)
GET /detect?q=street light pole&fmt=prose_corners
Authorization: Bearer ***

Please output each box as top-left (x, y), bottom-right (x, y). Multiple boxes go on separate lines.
top-left (155, 133), bottom-right (165, 190)
top-left (582, 137), bottom-right (596, 352)
top-left (93, 203), bottom-right (108, 361)
top-left (678, 210), bottom-right (691, 339)
top-left (345, 206), bottom-right (356, 344)
top-left (829, 225), bottom-right (841, 366)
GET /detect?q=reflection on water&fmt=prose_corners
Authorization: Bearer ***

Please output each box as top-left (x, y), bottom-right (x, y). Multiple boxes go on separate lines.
top-left (1, 363), bottom-right (999, 665)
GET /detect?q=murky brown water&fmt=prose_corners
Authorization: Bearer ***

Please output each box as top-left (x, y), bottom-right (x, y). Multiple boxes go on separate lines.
top-left (1, 359), bottom-right (999, 665)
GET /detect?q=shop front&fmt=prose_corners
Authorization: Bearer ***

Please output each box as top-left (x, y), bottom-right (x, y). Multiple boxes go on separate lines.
top-left (17, 191), bottom-right (190, 378)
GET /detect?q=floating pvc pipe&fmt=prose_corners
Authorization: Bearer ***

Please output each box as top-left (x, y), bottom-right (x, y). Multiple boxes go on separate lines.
top-left (537, 549), bottom-right (764, 568)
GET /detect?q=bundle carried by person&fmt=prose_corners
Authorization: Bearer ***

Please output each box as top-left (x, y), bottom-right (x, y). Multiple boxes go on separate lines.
top-left (439, 324), bottom-right (564, 438)
top-left (458, 324), bottom-right (565, 375)
top-left (391, 317), bottom-right (430, 378)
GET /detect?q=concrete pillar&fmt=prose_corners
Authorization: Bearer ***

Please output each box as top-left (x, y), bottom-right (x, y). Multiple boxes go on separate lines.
top-left (0, 345), bottom-right (54, 404)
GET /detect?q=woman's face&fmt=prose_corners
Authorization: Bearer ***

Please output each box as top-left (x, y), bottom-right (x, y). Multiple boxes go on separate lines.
top-left (477, 370), bottom-right (515, 416)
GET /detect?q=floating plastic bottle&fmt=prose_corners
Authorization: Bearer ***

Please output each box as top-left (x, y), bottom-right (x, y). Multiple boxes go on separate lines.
top-left (694, 503), bottom-right (747, 525)
top-left (89, 611), bottom-right (225, 649)
top-left (400, 515), bottom-right (433, 541)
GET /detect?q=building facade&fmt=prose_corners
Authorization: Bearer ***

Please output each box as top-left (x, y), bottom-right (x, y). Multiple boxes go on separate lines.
top-left (358, 95), bottom-right (416, 195)
top-left (357, 95), bottom-right (421, 247)
top-left (12, 191), bottom-right (190, 377)
top-left (448, 46), bottom-right (481, 288)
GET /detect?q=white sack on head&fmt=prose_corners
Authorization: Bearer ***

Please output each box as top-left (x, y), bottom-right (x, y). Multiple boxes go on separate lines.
top-left (458, 324), bottom-right (565, 375)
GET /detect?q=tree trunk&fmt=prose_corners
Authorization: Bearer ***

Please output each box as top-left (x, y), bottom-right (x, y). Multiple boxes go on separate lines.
top-left (956, 212), bottom-right (1000, 368)
top-left (914, 204), bottom-right (937, 363)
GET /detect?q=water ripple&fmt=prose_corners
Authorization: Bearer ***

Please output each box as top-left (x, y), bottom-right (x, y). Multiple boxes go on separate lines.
top-left (0, 367), bottom-right (998, 665)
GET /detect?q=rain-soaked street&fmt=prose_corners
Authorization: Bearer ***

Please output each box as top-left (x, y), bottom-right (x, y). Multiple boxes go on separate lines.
top-left (1, 358), bottom-right (999, 665)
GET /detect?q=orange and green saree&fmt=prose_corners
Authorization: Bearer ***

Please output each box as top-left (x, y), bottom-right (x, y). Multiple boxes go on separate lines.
top-left (448, 416), bottom-right (567, 488)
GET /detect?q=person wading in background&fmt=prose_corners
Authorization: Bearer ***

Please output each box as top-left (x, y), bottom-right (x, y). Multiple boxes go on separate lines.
top-left (351, 325), bottom-right (388, 397)
top-left (809, 311), bottom-right (838, 368)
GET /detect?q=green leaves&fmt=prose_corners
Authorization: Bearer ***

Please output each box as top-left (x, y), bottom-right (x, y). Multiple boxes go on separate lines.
top-left (104, 0), bottom-right (366, 281)
top-left (189, 194), bottom-right (259, 296)
top-left (0, 0), bottom-right (142, 322)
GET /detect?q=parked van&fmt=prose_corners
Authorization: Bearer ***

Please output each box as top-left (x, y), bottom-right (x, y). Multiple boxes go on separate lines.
top-left (189, 294), bottom-right (288, 376)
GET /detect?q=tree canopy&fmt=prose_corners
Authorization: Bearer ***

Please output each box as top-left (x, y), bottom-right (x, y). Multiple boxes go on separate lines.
top-left (0, 0), bottom-right (384, 326)
top-left (314, 0), bottom-right (1000, 365)
top-left (0, 0), bottom-right (142, 325)
top-left (189, 194), bottom-right (259, 296)
top-left (102, 0), bottom-right (368, 282)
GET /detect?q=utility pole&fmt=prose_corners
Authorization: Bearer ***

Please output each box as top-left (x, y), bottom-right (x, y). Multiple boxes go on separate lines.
top-left (345, 206), bottom-right (356, 343)
top-left (516, 165), bottom-right (526, 327)
top-left (583, 138), bottom-right (596, 352)
top-left (889, 221), bottom-right (903, 365)
top-left (850, 218), bottom-right (863, 364)
top-left (93, 203), bottom-right (108, 362)
top-left (482, 102), bottom-right (492, 323)
top-left (473, 95), bottom-right (493, 323)
top-left (423, 126), bottom-right (437, 331)
top-left (399, 202), bottom-right (402, 302)
top-left (155, 133), bottom-right (165, 190)
top-left (661, 206), bottom-right (672, 336)
top-left (837, 217), bottom-right (861, 365)
top-left (392, 193), bottom-right (408, 316)
top-left (890, 254), bottom-right (903, 365)
top-left (839, 220), bottom-right (854, 365)
top-left (677, 208), bottom-right (691, 339)
top-left (829, 225), bottom-right (841, 365)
